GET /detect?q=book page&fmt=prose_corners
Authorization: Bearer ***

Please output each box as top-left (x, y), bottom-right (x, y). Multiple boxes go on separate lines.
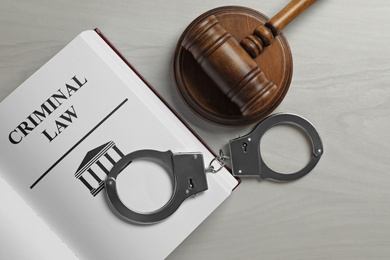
top-left (0, 177), bottom-right (78, 260)
top-left (0, 30), bottom-right (238, 260)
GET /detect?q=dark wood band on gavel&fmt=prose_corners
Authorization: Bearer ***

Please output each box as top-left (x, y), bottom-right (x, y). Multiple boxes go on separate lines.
top-left (241, 0), bottom-right (316, 58)
top-left (182, 15), bottom-right (276, 116)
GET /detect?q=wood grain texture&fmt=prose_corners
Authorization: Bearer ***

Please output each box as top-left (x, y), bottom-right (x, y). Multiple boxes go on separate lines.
top-left (174, 6), bottom-right (293, 125)
top-left (181, 13), bottom-right (279, 118)
top-left (1, 0), bottom-right (390, 259)
top-left (266, 0), bottom-right (316, 35)
top-left (242, 0), bottom-right (316, 58)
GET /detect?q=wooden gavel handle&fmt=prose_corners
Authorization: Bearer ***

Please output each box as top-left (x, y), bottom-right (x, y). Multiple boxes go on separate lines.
top-left (241, 0), bottom-right (316, 58)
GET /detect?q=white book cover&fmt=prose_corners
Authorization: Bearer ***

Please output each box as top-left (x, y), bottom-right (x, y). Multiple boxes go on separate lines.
top-left (0, 29), bottom-right (238, 259)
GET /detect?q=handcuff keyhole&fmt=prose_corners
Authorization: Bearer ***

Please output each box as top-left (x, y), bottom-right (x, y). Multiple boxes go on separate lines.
top-left (242, 142), bottom-right (248, 153)
top-left (188, 178), bottom-right (195, 190)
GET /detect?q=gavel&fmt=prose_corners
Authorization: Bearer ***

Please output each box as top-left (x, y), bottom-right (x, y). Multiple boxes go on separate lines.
top-left (181, 0), bottom-right (316, 117)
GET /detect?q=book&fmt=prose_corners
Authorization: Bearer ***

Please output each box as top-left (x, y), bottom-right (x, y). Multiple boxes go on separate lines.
top-left (0, 29), bottom-right (238, 259)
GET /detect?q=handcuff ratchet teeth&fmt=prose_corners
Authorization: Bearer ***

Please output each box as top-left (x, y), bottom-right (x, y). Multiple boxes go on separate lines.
top-left (105, 113), bottom-right (323, 224)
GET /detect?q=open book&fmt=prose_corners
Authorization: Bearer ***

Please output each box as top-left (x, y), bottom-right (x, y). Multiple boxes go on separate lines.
top-left (0, 29), bottom-right (238, 259)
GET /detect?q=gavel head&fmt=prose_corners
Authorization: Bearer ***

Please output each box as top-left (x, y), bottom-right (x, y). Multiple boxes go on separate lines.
top-left (181, 15), bottom-right (279, 117)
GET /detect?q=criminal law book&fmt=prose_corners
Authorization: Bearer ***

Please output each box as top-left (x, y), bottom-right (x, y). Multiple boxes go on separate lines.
top-left (0, 29), bottom-right (238, 259)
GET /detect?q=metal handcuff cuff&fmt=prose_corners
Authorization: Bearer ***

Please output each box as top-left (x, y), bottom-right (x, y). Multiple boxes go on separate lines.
top-left (105, 113), bottom-right (323, 224)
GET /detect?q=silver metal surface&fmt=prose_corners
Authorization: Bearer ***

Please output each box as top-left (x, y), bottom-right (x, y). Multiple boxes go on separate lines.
top-left (105, 113), bottom-right (323, 224)
top-left (205, 150), bottom-right (229, 173)
top-left (105, 150), bottom-right (208, 224)
top-left (229, 113), bottom-right (323, 181)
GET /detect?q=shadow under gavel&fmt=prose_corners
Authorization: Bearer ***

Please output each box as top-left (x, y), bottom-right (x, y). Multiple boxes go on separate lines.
top-left (182, 0), bottom-right (316, 117)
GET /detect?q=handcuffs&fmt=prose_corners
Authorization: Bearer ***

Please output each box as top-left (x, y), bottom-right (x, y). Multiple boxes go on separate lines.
top-left (105, 113), bottom-right (323, 224)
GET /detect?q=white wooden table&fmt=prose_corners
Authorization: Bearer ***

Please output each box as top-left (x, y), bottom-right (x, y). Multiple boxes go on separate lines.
top-left (1, 0), bottom-right (390, 259)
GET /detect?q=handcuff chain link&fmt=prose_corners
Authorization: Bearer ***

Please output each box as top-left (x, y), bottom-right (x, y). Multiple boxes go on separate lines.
top-left (206, 149), bottom-right (230, 173)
